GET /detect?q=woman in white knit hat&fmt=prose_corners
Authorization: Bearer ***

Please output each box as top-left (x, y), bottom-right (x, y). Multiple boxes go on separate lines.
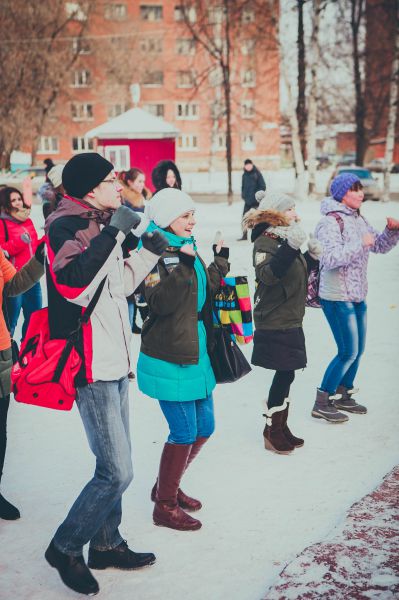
top-left (244, 190), bottom-right (323, 455)
top-left (137, 188), bottom-right (229, 532)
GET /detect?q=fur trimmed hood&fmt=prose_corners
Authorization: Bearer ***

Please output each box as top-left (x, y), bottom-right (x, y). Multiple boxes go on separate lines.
top-left (243, 208), bottom-right (290, 230)
top-left (151, 160), bottom-right (182, 192)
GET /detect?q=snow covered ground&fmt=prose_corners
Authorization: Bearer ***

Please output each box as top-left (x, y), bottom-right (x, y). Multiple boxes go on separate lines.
top-left (1, 197), bottom-right (398, 600)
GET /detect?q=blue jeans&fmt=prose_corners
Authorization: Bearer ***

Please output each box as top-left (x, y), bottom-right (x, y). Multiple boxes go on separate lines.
top-left (320, 300), bottom-right (367, 394)
top-left (158, 395), bottom-right (215, 444)
top-left (6, 281), bottom-right (42, 339)
top-left (53, 377), bottom-right (133, 556)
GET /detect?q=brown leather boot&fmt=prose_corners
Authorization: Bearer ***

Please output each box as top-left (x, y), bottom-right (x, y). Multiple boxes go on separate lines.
top-left (263, 404), bottom-right (295, 455)
top-left (153, 443), bottom-right (202, 531)
top-left (151, 437), bottom-right (207, 512)
top-left (281, 398), bottom-right (304, 447)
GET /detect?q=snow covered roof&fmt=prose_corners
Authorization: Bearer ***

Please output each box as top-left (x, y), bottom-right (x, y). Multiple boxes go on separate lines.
top-left (85, 107), bottom-right (179, 140)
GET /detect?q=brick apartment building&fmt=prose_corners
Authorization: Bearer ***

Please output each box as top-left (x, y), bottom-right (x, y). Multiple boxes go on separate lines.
top-left (36, 1), bottom-right (280, 171)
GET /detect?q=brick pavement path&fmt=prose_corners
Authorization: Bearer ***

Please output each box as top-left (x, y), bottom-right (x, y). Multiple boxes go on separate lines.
top-left (264, 466), bottom-right (399, 599)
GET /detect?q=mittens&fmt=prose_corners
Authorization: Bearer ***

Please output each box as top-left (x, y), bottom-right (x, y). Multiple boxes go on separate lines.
top-left (307, 233), bottom-right (323, 260)
top-left (286, 224), bottom-right (307, 250)
top-left (141, 231), bottom-right (169, 256)
top-left (109, 205), bottom-right (141, 235)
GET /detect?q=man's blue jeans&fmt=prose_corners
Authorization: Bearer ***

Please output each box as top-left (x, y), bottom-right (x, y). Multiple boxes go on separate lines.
top-left (53, 377), bottom-right (133, 556)
top-left (7, 281), bottom-right (42, 338)
top-left (158, 395), bottom-right (215, 444)
top-left (320, 300), bottom-right (367, 394)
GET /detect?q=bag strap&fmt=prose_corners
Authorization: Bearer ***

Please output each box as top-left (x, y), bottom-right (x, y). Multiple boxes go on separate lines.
top-left (1, 219), bottom-right (9, 242)
top-left (328, 212), bottom-right (344, 234)
top-left (68, 277), bottom-right (107, 341)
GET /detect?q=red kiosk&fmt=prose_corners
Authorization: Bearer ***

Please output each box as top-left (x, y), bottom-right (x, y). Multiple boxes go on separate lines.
top-left (86, 105), bottom-right (179, 191)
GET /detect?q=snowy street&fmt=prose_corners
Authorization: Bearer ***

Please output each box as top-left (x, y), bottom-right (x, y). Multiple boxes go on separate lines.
top-left (1, 197), bottom-right (399, 599)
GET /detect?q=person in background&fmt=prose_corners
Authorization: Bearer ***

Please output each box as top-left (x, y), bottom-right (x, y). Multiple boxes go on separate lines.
top-left (0, 243), bottom-right (45, 520)
top-left (0, 187), bottom-right (42, 339)
top-left (312, 173), bottom-right (399, 422)
top-left (244, 190), bottom-right (323, 454)
top-left (151, 160), bottom-right (182, 193)
top-left (118, 168), bottom-right (151, 333)
top-left (38, 164), bottom-right (64, 219)
top-left (239, 159), bottom-right (266, 241)
top-left (43, 158), bottom-right (55, 179)
top-left (137, 188), bottom-right (230, 532)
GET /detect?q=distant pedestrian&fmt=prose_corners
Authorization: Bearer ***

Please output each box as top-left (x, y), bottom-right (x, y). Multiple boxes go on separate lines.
top-left (151, 160), bottom-right (182, 193)
top-left (312, 173), bottom-right (399, 423)
top-left (38, 164), bottom-right (64, 219)
top-left (0, 187), bottom-right (42, 339)
top-left (239, 159), bottom-right (266, 241)
top-left (245, 190), bottom-right (323, 454)
top-left (43, 158), bottom-right (55, 180)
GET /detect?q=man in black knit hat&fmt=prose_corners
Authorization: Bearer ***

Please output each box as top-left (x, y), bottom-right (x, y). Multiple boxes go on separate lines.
top-left (44, 153), bottom-right (169, 596)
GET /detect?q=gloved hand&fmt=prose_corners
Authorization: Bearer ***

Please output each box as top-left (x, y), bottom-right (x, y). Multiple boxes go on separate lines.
top-left (286, 224), bottom-right (307, 250)
top-left (307, 233), bottom-right (323, 260)
top-left (141, 231), bottom-right (169, 256)
top-left (212, 230), bottom-right (229, 258)
top-left (34, 240), bottom-right (45, 264)
top-left (109, 205), bottom-right (141, 236)
top-left (387, 217), bottom-right (399, 230)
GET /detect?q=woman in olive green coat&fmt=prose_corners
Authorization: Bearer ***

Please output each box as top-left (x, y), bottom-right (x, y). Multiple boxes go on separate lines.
top-left (244, 190), bottom-right (323, 455)
top-left (0, 243), bottom-right (44, 520)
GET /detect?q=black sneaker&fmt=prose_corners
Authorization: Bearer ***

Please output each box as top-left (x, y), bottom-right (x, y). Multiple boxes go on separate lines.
top-left (88, 540), bottom-right (156, 571)
top-left (45, 540), bottom-right (99, 596)
top-left (0, 493), bottom-right (20, 520)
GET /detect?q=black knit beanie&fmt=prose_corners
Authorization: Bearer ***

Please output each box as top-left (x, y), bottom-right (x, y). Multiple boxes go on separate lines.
top-left (62, 152), bottom-right (114, 199)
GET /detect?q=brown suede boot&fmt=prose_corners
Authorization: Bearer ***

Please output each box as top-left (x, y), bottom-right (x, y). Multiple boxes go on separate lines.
top-left (263, 404), bottom-right (295, 455)
top-left (281, 398), bottom-right (304, 448)
top-left (153, 443), bottom-right (202, 531)
top-left (151, 437), bottom-right (208, 512)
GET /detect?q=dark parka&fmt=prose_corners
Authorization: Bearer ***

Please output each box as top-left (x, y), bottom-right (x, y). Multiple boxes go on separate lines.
top-left (245, 209), bottom-right (316, 371)
top-left (140, 247), bottom-right (229, 365)
top-left (151, 160), bottom-right (182, 193)
top-left (241, 165), bottom-right (266, 208)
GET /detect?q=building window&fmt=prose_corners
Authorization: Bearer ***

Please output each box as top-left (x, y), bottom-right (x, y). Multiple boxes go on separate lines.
top-left (241, 39), bottom-right (255, 55)
top-left (72, 137), bottom-right (94, 152)
top-left (71, 69), bottom-right (91, 87)
top-left (71, 102), bottom-right (94, 121)
top-left (104, 3), bottom-right (127, 20)
top-left (37, 136), bottom-right (59, 154)
top-left (212, 133), bottom-right (226, 152)
top-left (241, 133), bottom-right (255, 150)
top-left (72, 37), bottom-right (91, 54)
top-left (178, 134), bottom-right (198, 151)
top-left (142, 70), bottom-right (164, 87)
top-left (241, 69), bottom-right (256, 87)
top-left (107, 103), bottom-right (127, 119)
top-left (177, 70), bottom-right (195, 88)
top-left (242, 6), bottom-right (255, 23)
top-left (241, 100), bottom-right (254, 119)
top-left (143, 103), bottom-right (165, 117)
top-left (174, 5), bottom-right (196, 22)
top-left (208, 6), bottom-right (225, 24)
top-left (211, 101), bottom-right (225, 119)
top-left (140, 38), bottom-right (163, 53)
top-left (209, 68), bottom-right (223, 87)
top-left (140, 5), bottom-right (163, 20)
top-left (176, 38), bottom-right (195, 55)
top-left (65, 2), bottom-right (88, 21)
top-left (176, 103), bottom-right (199, 120)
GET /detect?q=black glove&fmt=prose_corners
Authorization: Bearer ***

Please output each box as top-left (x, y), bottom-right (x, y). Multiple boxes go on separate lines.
top-left (109, 205), bottom-right (141, 236)
top-left (35, 240), bottom-right (45, 264)
top-left (141, 231), bottom-right (169, 256)
top-left (212, 244), bottom-right (229, 259)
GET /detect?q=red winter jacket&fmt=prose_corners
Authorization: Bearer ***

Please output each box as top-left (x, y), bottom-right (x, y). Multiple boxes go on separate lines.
top-left (0, 214), bottom-right (39, 271)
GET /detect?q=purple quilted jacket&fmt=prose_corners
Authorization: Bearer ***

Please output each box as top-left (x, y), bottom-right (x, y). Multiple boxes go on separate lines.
top-left (315, 197), bottom-right (399, 302)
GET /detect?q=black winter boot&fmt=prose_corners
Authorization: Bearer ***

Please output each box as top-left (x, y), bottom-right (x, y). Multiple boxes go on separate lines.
top-left (281, 399), bottom-right (304, 447)
top-left (335, 386), bottom-right (367, 414)
top-left (45, 540), bottom-right (99, 596)
top-left (311, 389), bottom-right (349, 423)
top-left (88, 540), bottom-right (155, 570)
top-left (0, 493), bottom-right (20, 520)
top-left (263, 405), bottom-right (295, 454)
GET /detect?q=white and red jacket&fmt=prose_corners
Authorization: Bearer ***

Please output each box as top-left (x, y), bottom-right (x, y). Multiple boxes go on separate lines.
top-left (45, 196), bottom-right (159, 386)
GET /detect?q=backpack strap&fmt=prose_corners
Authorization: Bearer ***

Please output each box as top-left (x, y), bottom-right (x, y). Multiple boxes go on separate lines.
top-left (328, 212), bottom-right (344, 234)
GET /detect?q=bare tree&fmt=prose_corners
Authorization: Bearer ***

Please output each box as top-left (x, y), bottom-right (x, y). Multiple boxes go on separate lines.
top-left (307, 0), bottom-right (322, 196)
top-left (296, 0), bottom-right (307, 160)
top-left (349, 0), bottom-right (367, 165)
top-left (383, 3), bottom-right (399, 201)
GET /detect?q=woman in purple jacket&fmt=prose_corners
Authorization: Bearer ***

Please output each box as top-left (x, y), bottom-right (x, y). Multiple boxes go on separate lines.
top-left (312, 173), bottom-right (399, 423)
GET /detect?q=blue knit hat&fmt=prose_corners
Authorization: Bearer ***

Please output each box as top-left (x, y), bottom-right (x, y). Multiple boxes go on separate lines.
top-left (330, 173), bottom-right (361, 202)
